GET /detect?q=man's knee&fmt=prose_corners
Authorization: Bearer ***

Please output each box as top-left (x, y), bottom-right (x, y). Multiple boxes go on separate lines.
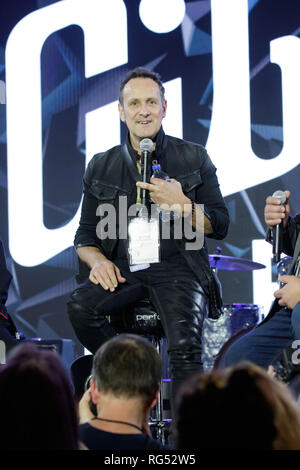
top-left (67, 291), bottom-right (90, 326)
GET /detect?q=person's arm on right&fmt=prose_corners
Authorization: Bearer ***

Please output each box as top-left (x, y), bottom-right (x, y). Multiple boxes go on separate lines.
top-left (263, 190), bottom-right (299, 257)
top-left (264, 190), bottom-right (291, 230)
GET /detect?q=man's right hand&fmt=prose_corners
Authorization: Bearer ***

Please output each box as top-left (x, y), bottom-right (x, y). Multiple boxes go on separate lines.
top-left (76, 246), bottom-right (126, 292)
top-left (89, 259), bottom-right (126, 291)
top-left (264, 190), bottom-right (291, 229)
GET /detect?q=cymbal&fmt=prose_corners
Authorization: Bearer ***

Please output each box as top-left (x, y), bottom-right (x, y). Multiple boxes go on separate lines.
top-left (209, 254), bottom-right (266, 271)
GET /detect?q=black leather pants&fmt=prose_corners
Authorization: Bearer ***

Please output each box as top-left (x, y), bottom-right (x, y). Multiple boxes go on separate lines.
top-left (67, 257), bottom-right (207, 409)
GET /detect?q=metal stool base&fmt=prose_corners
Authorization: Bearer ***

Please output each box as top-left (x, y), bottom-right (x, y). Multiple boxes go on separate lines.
top-left (149, 337), bottom-right (172, 445)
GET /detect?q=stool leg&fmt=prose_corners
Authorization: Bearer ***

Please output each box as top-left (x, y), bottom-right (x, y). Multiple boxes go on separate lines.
top-left (149, 336), bottom-right (170, 445)
top-left (155, 338), bottom-right (164, 443)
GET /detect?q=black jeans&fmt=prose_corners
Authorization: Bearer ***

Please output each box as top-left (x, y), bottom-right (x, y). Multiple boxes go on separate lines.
top-left (67, 256), bottom-right (207, 408)
top-left (221, 306), bottom-right (296, 369)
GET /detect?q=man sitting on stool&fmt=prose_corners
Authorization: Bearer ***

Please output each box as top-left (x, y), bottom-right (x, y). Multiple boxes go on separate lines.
top-left (67, 67), bottom-right (229, 413)
top-left (78, 333), bottom-right (165, 450)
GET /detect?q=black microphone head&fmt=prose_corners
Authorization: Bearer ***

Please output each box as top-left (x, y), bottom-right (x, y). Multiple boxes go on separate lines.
top-left (140, 138), bottom-right (153, 153)
top-left (272, 190), bottom-right (286, 204)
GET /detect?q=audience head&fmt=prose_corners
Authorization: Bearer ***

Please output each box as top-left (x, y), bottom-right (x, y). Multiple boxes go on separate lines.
top-left (175, 361), bottom-right (300, 450)
top-left (91, 333), bottom-right (161, 407)
top-left (0, 343), bottom-right (78, 450)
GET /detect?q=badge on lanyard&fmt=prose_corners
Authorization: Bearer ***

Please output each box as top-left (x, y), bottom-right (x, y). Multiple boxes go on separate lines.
top-left (128, 215), bottom-right (160, 268)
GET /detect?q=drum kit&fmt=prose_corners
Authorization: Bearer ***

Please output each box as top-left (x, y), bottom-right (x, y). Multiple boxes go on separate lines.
top-left (208, 250), bottom-right (266, 324)
top-left (208, 253), bottom-right (266, 272)
top-left (202, 250), bottom-right (267, 371)
top-left (202, 252), bottom-right (294, 371)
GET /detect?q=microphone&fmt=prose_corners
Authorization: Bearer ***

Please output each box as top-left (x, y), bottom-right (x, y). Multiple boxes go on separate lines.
top-left (272, 190), bottom-right (286, 263)
top-left (139, 138), bottom-right (154, 206)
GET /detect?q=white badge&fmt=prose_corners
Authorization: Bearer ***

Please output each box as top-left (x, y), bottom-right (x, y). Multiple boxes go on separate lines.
top-left (128, 216), bottom-right (160, 266)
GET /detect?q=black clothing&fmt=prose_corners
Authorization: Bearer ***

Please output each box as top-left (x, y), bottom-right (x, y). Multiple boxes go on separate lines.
top-left (262, 213), bottom-right (300, 322)
top-left (68, 128), bottom-right (229, 406)
top-left (79, 423), bottom-right (164, 450)
top-left (281, 213), bottom-right (300, 258)
top-left (0, 240), bottom-right (19, 353)
top-left (73, 128), bottom-right (229, 318)
top-left (75, 129), bottom-right (228, 252)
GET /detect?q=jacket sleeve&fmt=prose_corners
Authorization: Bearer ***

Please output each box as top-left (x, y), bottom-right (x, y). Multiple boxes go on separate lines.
top-left (74, 155), bottom-right (103, 251)
top-left (195, 148), bottom-right (230, 240)
top-left (265, 213), bottom-right (300, 257)
top-left (283, 214), bottom-right (300, 255)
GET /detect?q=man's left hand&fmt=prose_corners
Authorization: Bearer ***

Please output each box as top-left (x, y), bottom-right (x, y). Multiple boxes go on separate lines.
top-left (136, 177), bottom-right (191, 215)
top-left (274, 275), bottom-right (300, 310)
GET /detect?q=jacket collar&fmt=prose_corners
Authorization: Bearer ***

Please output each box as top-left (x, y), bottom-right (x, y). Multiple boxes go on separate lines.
top-left (125, 127), bottom-right (167, 164)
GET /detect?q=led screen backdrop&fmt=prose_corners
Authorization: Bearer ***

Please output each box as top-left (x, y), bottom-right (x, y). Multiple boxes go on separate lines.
top-left (0, 0), bottom-right (300, 356)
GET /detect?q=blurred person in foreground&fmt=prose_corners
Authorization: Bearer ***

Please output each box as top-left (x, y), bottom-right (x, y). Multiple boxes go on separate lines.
top-left (174, 361), bottom-right (300, 450)
top-left (78, 333), bottom-right (165, 450)
top-left (0, 343), bottom-right (81, 450)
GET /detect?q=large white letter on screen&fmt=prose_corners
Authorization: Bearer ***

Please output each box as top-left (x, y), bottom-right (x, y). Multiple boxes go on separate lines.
top-left (207, 0), bottom-right (300, 197)
top-left (6, 0), bottom-right (127, 267)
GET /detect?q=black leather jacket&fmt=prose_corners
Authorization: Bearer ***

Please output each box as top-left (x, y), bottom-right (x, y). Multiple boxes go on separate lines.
top-left (263, 213), bottom-right (300, 322)
top-left (266, 213), bottom-right (300, 259)
top-left (74, 128), bottom-right (230, 317)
